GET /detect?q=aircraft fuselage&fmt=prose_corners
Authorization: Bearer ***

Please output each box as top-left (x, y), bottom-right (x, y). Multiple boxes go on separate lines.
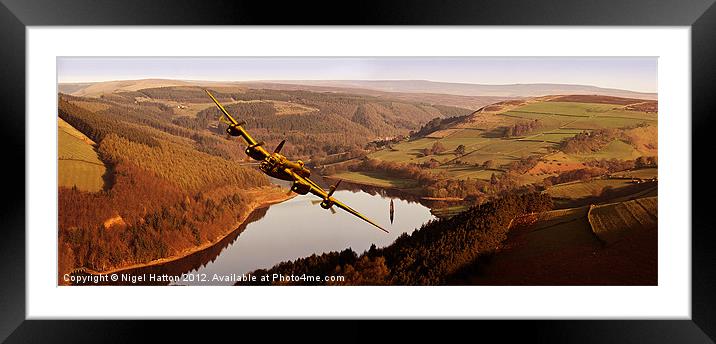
top-left (260, 153), bottom-right (311, 180)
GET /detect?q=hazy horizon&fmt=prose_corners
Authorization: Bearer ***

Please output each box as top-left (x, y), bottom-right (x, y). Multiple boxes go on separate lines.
top-left (58, 57), bottom-right (658, 93)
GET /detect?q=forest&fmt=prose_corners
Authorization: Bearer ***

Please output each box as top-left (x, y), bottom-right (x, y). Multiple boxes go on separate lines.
top-left (57, 93), bottom-right (272, 279)
top-left (410, 115), bottom-right (471, 138)
top-left (129, 86), bottom-right (476, 160)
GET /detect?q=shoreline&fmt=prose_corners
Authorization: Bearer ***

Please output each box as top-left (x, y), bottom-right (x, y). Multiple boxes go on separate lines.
top-left (77, 188), bottom-right (296, 277)
top-left (421, 196), bottom-right (464, 201)
top-left (323, 174), bottom-right (463, 203)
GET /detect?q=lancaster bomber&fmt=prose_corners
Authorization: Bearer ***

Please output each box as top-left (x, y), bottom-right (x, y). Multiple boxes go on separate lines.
top-left (205, 90), bottom-right (388, 233)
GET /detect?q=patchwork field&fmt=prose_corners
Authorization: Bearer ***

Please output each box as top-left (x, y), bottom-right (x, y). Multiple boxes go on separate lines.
top-left (355, 97), bottom-right (658, 184)
top-left (58, 118), bottom-right (106, 192)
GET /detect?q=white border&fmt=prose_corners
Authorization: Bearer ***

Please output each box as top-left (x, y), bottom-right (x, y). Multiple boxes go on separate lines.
top-left (27, 27), bottom-right (690, 319)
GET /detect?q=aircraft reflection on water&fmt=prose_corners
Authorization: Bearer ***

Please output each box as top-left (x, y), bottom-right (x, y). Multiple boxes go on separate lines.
top-left (390, 199), bottom-right (395, 224)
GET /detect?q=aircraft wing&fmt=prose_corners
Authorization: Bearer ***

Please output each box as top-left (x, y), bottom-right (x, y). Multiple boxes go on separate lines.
top-left (205, 89), bottom-right (259, 146)
top-left (287, 170), bottom-right (388, 233)
top-left (330, 197), bottom-right (389, 233)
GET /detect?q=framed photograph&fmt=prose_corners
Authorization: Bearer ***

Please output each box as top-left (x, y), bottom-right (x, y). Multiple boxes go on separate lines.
top-left (2, 0), bottom-right (713, 341)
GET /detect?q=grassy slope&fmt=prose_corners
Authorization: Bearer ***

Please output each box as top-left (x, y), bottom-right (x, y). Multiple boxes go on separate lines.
top-left (353, 99), bottom-right (656, 184)
top-left (331, 170), bottom-right (417, 188)
top-left (58, 118), bottom-right (106, 192)
top-left (462, 196), bottom-right (657, 285)
top-left (545, 178), bottom-right (633, 199)
top-left (589, 196), bottom-right (658, 244)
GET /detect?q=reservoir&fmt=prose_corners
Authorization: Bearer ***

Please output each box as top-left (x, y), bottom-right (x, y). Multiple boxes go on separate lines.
top-left (114, 185), bottom-right (436, 285)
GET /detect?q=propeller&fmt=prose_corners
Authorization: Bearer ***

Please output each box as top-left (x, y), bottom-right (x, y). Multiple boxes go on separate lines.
top-left (219, 115), bottom-right (233, 140)
top-left (327, 180), bottom-right (341, 197)
top-left (218, 114), bottom-right (232, 126)
top-left (219, 113), bottom-right (246, 140)
top-left (311, 200), bottom-right (337, 214)
top-left (310, 199), bottom-right (337, 213)
top-left (310, 180), bottom-right (341, 214)
top-left (274, 139), bottom-right (286, 154)
top-left (310, 199), bottom-right (336, 214)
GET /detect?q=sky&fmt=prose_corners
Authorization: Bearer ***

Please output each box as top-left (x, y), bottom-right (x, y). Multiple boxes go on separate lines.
top-left (57, 57), bottom-right (658, 93)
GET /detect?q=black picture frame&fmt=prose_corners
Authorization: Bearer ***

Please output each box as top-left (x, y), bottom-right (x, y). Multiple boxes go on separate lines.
top-left (1, 0), bottom-right (713, 342)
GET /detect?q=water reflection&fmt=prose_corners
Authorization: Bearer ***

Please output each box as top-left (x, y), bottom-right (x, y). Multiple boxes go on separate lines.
top-left (87, 186), bottom-right (436, 286)
top-left (390, 199), bottom-right (395, 224)
top-left (334, 178), bottom-right (464, 210)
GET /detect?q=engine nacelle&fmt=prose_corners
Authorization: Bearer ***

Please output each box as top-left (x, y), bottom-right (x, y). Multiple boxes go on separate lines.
top-left (320, 200), bottom-right (334, 209)
top-left (245, 142), bottom-right (267, 161)
top-left (290, 180), bottom-right (311, 195)
top-left (226, 126), bottom-right (242, 136)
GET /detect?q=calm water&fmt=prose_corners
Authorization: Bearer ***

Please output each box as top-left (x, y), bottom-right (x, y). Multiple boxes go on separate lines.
top-left (112, 186), bottom-right (435, 285)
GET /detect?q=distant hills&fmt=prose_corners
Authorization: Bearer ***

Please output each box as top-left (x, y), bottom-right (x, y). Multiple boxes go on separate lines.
top-left (59, 79), bottom-right (657, 101)
top-left (254, 80), bottom-right (657, 100)
top-left (58, 79), bottom-right (238, 97)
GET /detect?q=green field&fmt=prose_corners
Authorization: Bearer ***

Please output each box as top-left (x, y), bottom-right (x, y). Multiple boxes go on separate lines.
top-left (355, 100), bottom-right (657, 184)
top-left (331, 171), bottom-right (417, 188)
top-left (572, 140), bottom-right (643, 161)
top-left (58, 160), bottom-right (106, 192)
top-left (512, 102), bottom-right (657, 122)
top-left (545, 178), bottom-right (633, 200)
top-left (430, 204), bottom-right (469, 218)
top-left (58, 118), bottom-right (106, 192)
top-left (432, 165), bottom-right (504, 180)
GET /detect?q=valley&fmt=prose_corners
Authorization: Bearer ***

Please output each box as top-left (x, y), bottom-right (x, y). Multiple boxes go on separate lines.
top-left (57, 77), bottom-right (658, 286)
